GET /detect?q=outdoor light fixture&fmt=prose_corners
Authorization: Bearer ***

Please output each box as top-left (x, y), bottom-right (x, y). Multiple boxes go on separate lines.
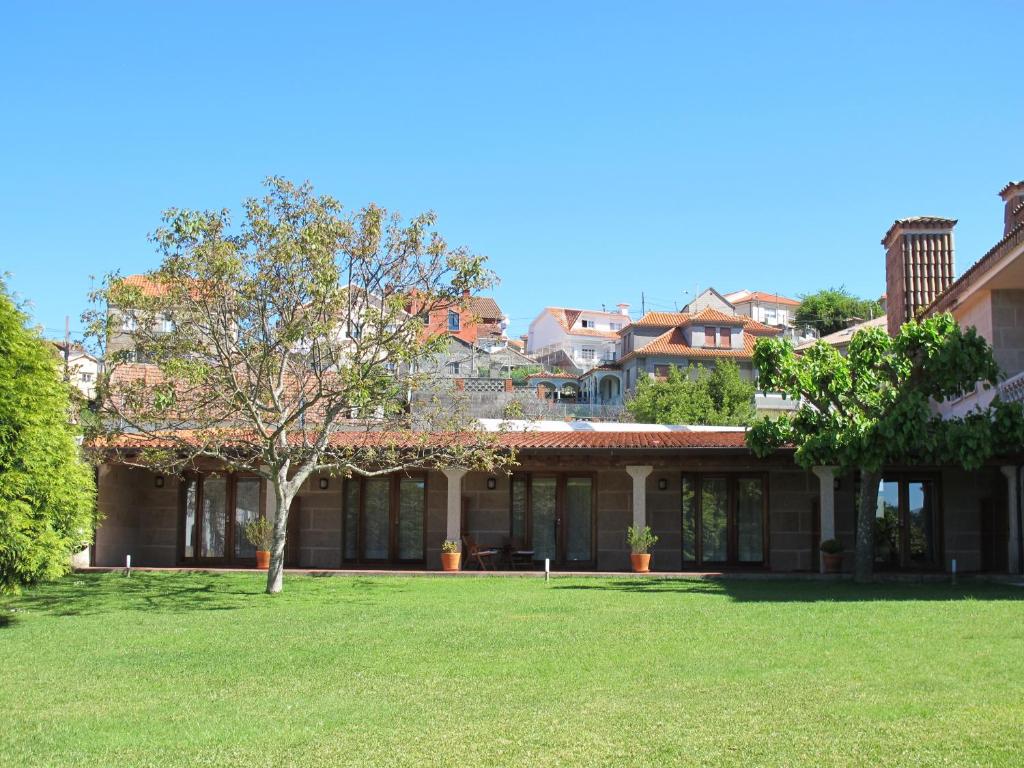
top-left (658, 478), bottom-right (668, 491)
top-left (319, 477), bottom-right (329, 490)
top-left (154, 475), bottom-right (165, 488)
top-left (486, 477), bottom-right (497, 490)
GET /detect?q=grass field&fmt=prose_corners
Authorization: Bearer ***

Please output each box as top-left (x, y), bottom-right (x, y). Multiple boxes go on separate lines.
top-left (2, 573), bottom-right (1023, 767)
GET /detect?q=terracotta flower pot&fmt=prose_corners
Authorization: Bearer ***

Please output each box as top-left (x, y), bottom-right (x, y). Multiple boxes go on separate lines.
top-left (255, 550), bottom-right (270, 570)
top-left (630, 553), bottom-right (651, 573)
top-left (440, 552), bottom-right (461, 572)
top-left (822, 552), bottom-right (843, 574)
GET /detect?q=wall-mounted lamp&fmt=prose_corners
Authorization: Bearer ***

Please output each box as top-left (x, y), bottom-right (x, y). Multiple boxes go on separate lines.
top-left (319, 477), bottom-right (329, 490)
top-left (486, 477), bottom-right (497, 490)
top-left (658, 478), bottom-right (668, 491)
top-left (154, 475), bottom-right (165, 488)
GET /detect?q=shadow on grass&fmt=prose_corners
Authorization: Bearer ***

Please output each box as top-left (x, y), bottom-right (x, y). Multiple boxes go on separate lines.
top-left (4, 572), bottom-right (266, 619)
top-left (552, 578), bottom-right (1024, 602)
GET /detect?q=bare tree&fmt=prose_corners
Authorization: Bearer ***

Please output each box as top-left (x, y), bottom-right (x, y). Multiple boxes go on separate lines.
top-left (85, 178), bottom-right (513, 593)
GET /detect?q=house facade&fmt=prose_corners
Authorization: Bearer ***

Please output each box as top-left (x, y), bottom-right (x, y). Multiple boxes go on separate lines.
top-left (89, 421), bottom-right (1015, 576)
top-left (526, 305), bottom-right (630, 373)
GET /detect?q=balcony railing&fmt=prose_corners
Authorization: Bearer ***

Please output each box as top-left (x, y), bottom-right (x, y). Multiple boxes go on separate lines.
top-left (1000, 370), bottom-right (1024, 404)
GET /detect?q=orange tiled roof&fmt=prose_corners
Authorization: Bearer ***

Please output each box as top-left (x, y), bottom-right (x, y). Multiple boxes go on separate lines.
top-left (725, 290), bottom-right (800, 307)
top-left (468, 296), bottom-right (502, 320)
top-left (98, 427), bottom-right (753, 452)
top-left (624, 310), bottom-right (780, 337)
top-left (622, 326), bottom-right (760, 361)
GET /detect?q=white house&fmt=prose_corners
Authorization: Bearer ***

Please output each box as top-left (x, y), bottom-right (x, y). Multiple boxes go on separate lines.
top-left (526, 304), bottom-right (630, 373)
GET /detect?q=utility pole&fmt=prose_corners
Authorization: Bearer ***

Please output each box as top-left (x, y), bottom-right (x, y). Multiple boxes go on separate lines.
top-left (641, 292), bottom-right (645, 315)
top-left (63, 315), bottom-right (70, 377)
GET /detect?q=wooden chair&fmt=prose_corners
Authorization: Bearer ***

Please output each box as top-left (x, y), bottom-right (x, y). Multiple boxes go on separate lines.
top-left (462, 535), bottom-right (499, 571)
top-left (507, 538), bottom-right (536, 570)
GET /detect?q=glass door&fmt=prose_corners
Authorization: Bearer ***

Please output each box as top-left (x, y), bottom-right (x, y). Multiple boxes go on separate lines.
top-left (362, 478), bottom-right (391, 562)
top-left (199, 476), bottom-right (228, 559)
top-left (531, 476), bottom-right (558, 563)
top-left (876, 476), bottom-right (941, 570)
top-left (681, 474), bottom-right (766, 568)
top-left (181, 474), bottom-right (265, 565)
top-left (563, 477), bottom-right (594, 566)
top-left (342, 475), bottom-right (426, 564)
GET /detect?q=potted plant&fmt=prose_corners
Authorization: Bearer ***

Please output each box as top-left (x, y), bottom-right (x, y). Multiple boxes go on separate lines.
top-left (440, 539), bottom-right (461, 572)
top-left (820, 538), bottom-right (844, 574)
top-left (244, 517), bottom-right (274, 570)
top-left (626, 525), bottom-right (658, 573)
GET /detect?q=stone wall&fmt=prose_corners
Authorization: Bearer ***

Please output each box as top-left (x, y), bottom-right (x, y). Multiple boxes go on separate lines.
top-left (94, 464), bottom-right (142, 567)
top-left (991, 289), bottom-right (1024, 377)
top-left (296, 476), bottom-right (342, 569)
top-left (767, 469), bottom-right (818, 572)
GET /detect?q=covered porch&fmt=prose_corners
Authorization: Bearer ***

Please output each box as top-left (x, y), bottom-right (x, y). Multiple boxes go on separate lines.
top-left (90, 427), bottom-right (1021, 576)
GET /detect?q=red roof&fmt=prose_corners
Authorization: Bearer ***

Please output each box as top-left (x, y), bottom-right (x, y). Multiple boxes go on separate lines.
top-left (96, 428), bottom-right (752, 452)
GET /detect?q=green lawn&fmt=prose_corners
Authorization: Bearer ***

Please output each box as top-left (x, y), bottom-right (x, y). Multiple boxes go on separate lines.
top-left (2, 574), bottom-right (1023, 767)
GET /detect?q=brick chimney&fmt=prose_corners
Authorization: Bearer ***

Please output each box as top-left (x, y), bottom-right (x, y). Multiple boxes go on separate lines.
top-left (999, 181), bottom-right (1024, 237)
top-left (882, 217), bottom-right (956, 336)
top-left (616, 303), bottom-right (630, 317)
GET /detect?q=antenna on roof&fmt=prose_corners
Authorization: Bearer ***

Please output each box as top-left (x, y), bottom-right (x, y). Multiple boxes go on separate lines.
top-left (641, 292), bottom-right (645, 315)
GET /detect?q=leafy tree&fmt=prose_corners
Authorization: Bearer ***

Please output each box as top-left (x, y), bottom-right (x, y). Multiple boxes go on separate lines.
top-left (796, 287), bottom-right (884, 336)
top-left (85, 178), bottom-right (513, 594)
top-left (0, 281), bottom-right (96, 593)
top-left (509, 365), bottom-right (543, 385)
top-left (626, 361), bottom-right (755, 425)
top-left (747, 314), bottom-right (1024, 582)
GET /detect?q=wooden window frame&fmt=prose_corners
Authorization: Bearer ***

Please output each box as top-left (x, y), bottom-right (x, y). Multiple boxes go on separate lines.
top-left (719, 327), bottom-right (732, 349)
top-left (876, 473), bottom-right (944, 571)
top-left (178, 472), bottom-right (266, 566)
top-left (509, 471), bottom-right (598, 568)
top-left (681, 472), bottom-right (768, 568)
top-left (341, 473), bottom-right (428, 565)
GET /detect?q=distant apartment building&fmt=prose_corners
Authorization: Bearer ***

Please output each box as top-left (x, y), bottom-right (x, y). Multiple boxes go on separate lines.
top-left (50, 341), bottom-right (100, 399)
top-left (722, 289), bottom-right (799, 326)
top-left (526, 304), bottom-right (630, 373)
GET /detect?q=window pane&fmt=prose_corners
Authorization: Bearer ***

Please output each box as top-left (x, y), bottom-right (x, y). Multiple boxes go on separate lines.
top-left (681, 476), bottom-right (696, 563)
top-left (564, 478), bottom-right (592, 563)
top-left (398, 478), bottom-right (424, 561)
top-left (200, 476), bottom-right (227, 558)
top-left (736, 478), bottom-right (763, 562)
top-left (511, 476), bottom-right (527, 543)
top-left (234, 479), bottom-right (261, 558)
top-left (701, 477), bottom-right (728, 562)
top-left (907, 481), bottom-right (937, 566)
top-left (364, 478), bottom-right (390, 560)
top-left (531, 477), bottom-right (557, 562)
top-left (184, 478), bottom-right (197, 559)
top-left (343, 480), bottom-right (360, 561)
top-left (875, 480), bottom-right (900, 566)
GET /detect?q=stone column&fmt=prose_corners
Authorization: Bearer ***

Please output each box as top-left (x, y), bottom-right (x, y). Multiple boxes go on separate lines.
top-left (1001, 466), bottom-right (1021, 574)
top-left (443, 468), bottom-right (467, 549)
top-left (812, 466), bottom-right (837, 573)
top-left (626, 465), bottom-right (653, 531)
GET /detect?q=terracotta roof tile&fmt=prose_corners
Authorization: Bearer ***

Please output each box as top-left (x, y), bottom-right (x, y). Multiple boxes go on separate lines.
top-left (685, 308), bottom-right (746, 325)
top-left (468, 296), bottom-right (502, 320)
top-left (724, 290), bottom-right (800, 307)
top-left (624, 325), bottom-right (761, 361)
top-left (98, 428), bottom-right (753, 452)
top-left (543, 307), bottom-right (625, 338)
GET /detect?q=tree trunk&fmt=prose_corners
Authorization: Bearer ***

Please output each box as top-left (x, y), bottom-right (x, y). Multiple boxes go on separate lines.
top-left (266, 472), bottom-right (292, 595)
top-left (855, 467), bottom-right (881, 584)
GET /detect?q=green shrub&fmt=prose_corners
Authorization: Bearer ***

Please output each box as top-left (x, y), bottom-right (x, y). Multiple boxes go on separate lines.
top-left (820, 538), bottom-right (843, 555)
top-left (243, 517), bottom-right (274, 551)
top-left (626, 525), bottom-right (658, 554)
top-left (441, 539), bottom-right (459, 554)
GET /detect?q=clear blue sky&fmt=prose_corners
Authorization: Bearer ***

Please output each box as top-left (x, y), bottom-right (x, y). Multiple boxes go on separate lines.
top-left (1, 1), bottom-right (1020, 340)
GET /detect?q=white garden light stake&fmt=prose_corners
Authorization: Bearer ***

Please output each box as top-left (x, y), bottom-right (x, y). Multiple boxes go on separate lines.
top-left (545, 558), bottom-right (550, 582)
top-left (951, 558), bottom-right (957, 586)
top-left (126, 554), bottom-right (131, 577)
